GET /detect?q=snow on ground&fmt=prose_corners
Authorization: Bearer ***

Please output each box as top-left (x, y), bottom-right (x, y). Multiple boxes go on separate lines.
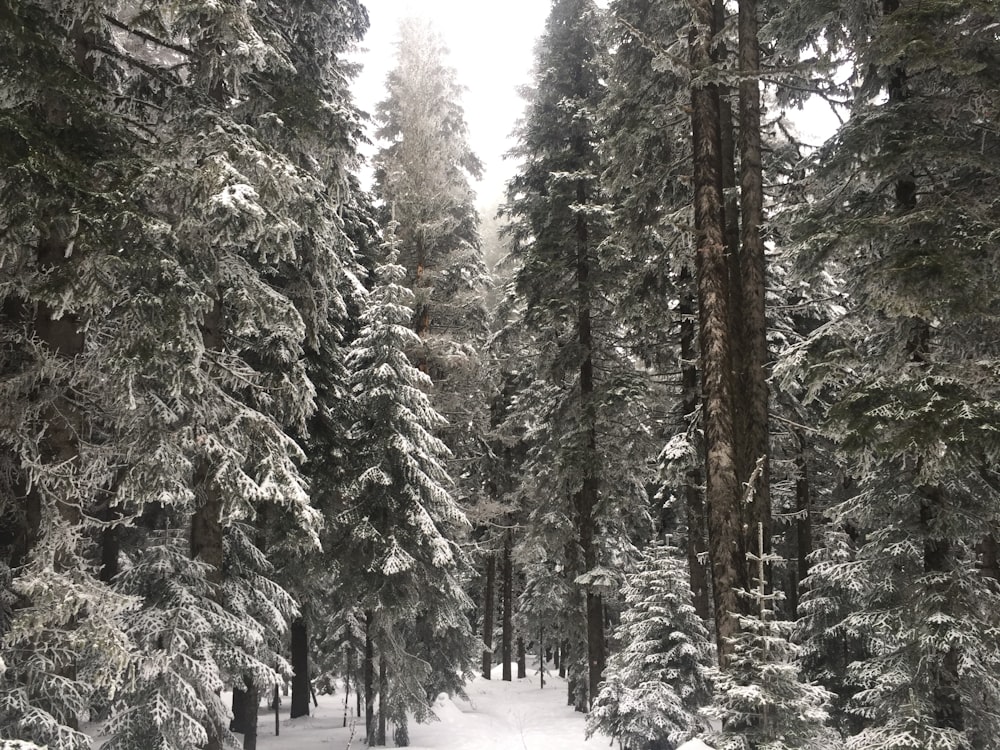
top-left (257, 663), bottom-right (606, 750)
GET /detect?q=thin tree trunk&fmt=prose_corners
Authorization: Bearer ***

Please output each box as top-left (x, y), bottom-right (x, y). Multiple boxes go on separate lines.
top-left (377, 655), bottom-right (387, 746)
top-left (574, 173), bottom-right (604, 708)
top-left (788, 433), bottom-right (812, 616)
top-left (689, 0), bottom-right (743, 667)
top-left (516, 637), bottom-right (526, 679)
top-left (502, 531), bottom-right (513, 681)
top-left (558, 640), bottom-right (566, 679)
top-left (290, 617), bottom-right (310, 718)
top-left (482, 553), bottom-right (496, 678)
top-left (364, 613), bottom-right (375, 746)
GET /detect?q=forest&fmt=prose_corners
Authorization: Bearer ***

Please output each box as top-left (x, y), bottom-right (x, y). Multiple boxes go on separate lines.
top-left (1, 0), bottom-right (998, 749)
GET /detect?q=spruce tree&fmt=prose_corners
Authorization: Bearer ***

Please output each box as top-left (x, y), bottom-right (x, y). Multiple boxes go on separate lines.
top-left (784, 0), bottom-right (1000, 745)
top-left (502, 0), bottom-right (655, 709)
top-left (587, 543), bottom-right (714, 750)
top-left (339, 236), bottom-right (475, 743)
top-left (706, 528), bottom-right (841, 750)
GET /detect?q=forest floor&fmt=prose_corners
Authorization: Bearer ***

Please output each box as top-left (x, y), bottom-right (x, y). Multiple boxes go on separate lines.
top-left (257, 661), bottom-right (600, 750)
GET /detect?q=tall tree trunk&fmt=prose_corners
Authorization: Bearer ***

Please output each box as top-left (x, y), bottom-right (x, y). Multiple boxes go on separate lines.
top-left (481, 553), bottom-right (496, 678)
top-left (575, 175), bottom-right (604, 708)
top-left (364, 612), bottom-right (375, 746)
top-left (377, 655), bottom-right (387, 746)
top-left (788, 433), bottom-right (812, 617)
top-left (516, 637), bottom-right (526, 679)
top-left (501, 530), bottom-right (513, 681)
top-left (737, 0), bottom-right (771, 566)
top-left (290, 617), bottom-right (310, 718)
top-left (231, 684), bottom-right (247, 733)
top-left (680, 274), bottom-right (711, 621)
top-left (689, 0), bottom-right (743, 666)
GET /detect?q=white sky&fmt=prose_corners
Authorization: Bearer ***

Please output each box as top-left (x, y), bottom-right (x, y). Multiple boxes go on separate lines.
top-left (351, 0), bottom-right (553, 209)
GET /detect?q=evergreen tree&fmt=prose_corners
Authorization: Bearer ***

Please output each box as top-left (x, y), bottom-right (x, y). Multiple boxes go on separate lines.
top-left (338, 238), bottom-right (475, 743)
top-left (587, 543), bottom-right (714, 750)
top-left (706, 530), bottom-right (841, 750)
top-left (784, 0), bottom-right (1000, 745)
top-left (502, 0), bottom-right (654, 709)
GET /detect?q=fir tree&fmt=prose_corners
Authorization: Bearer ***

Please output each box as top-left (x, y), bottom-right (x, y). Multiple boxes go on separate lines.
top-left (502, 0), bottom-right (654, 709)
top-left (587, 543), bottom-right (714, 750)
top-left (706, 528), bottom-right (841, 750)
top-left (338, 237), bottom-right (475, 742)
top-left (784, 0), bottom-right (1000, 745)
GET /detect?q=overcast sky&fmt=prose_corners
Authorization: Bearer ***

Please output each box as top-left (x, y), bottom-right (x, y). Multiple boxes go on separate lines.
top-left (350, 0), bottom-right (553, 208)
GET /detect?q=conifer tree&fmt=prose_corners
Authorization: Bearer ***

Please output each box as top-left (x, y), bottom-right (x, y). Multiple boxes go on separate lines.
top-left (784, 0), bottom-right (1000, 745)
top-left (338, 236), bottom-right (475, 743)
top-left (501, 0), bottom-right (654, 710)
top-left (706, 528), bottom-right (841, 750)
top-left (587, 543), bottom-right (714, 750)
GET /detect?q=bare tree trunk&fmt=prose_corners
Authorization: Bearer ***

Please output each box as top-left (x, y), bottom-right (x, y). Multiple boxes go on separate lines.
top-left (290, 617), bottom-right (310, 718)
top-left (482, 553), bottom-right (496, 678)
top-left (502, 531), bottom-right (513, 681)
top-left (377, 655), bottom-right (387, 746)
top-left (689, 0), bottom-right (742, 667)
top-left (243, 682), bottom-right (259, 750)
top-left (516, 637), bottom-right (527, 679)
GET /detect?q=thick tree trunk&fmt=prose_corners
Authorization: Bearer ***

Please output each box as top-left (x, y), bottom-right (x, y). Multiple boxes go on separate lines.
top-left (737, 0), bottom-right (771, 566)
top-left (516, 637), bottom-right (526, 679)
top-left (481, 553), bottom-right (496, 678)
top-left (231, 685), bottom-right (247, 733)
top-left (501, 531), bottom-right (513, 681)
top-left (689, 0), bottom-right (743, 667)
top-left (290, 617), bottom-right (310, 718)
top-left (243, 683), bottom-right (259, 750)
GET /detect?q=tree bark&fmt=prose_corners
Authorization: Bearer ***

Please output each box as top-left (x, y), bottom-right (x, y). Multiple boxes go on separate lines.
top-left (364, 612), bottom-right (375, 746)
top-left (481, 553), bottom-right (496, 678)
top-left (501, 530), bottom-right (513, 681)
top-left (290, 617), bottom-right (310, 718)
top-left (689, 0), bottom-right (743, 667)
top-left (575, 169), bottom-right (604, 709)
top-left (516, 636), bottom-right (526, 679)
top-left (377, 655), bottom-right (387, 746)
top-left (737, 0), bottom-right (771, 568)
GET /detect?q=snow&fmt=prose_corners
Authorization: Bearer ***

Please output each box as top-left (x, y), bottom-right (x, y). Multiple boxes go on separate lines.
top-left (256, 663), bottom-right (608, 750)
top-left (677, 741), bottom-right (715, 750)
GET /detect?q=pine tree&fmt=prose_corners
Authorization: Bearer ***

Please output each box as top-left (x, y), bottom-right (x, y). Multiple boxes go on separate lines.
top-left (501, 0), bottom-right (655, 709)
top-left (338, 236), bottom-right (475, 743)
top-left (706, 528), bottom-right (841, 750)
top-left (587, 543), bottom-right (714, 750)
top-left (783, 0), bottom-right (1000, 745)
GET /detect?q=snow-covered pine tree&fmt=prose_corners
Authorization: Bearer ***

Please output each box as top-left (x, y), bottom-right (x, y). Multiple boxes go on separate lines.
top-left (371, 16), bottom-right (489, 504)
top-left (587, 543), bottom-right (714, 750)
top-left (706, 526), bottom-right (841, 750)
top-left (339, 235), bottom-right (475, 743)
top-left (501, 0), bottom-right (655, 710)
top-left (0, 3), bottom-right (155, 746)
top-left (780, 0), bottom-right (1000, 746)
